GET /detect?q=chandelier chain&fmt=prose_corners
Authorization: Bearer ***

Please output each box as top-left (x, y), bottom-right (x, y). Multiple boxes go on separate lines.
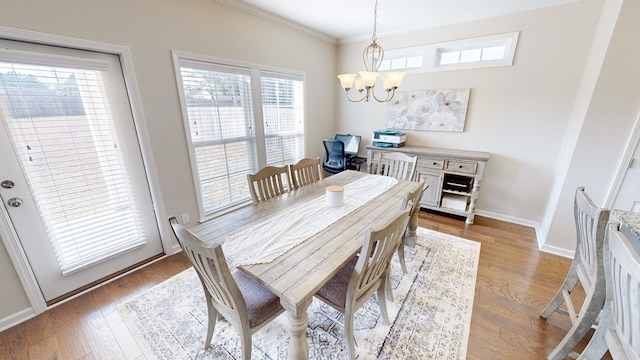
top-left (372, 0), bottom-right (378, 43)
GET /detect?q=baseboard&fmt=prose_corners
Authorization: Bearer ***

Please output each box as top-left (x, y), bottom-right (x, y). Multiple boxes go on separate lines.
top-left (474, 210), bottom-right (573, 259)
top-left (0, 307), bottom-right (36, 332)
top-left (539, 244), bottom-right (574, 259)
top-left (474, 209), bottom-right (539, 229)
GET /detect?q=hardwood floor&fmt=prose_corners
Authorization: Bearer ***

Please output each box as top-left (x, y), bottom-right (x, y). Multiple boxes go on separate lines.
top-left (0, 211), bottom-right (610, 359)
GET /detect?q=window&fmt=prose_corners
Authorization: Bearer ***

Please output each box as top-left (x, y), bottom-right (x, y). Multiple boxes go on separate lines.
top-left (434, 32), bottom-right (519, 70)
top-left (173, 53), bottom-right (305, 219)
top-left (378, 32), bottom-right (519, 73)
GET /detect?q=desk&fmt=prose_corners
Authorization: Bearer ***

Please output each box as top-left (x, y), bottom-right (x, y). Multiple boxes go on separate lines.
top-left (189, 170), bottom-right (420, 360)
top-left (347, 155), bottom-right (367, 171)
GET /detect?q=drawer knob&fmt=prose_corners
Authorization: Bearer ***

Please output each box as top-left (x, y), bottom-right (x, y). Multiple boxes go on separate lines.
top-left (433, 162), bottom-right (437, 165)
top-left (459, 165), bottom-right (463, 168)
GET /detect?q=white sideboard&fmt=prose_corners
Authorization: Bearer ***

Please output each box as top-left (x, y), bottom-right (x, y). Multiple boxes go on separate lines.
top-left (366, 145), bottom-right (490, 224)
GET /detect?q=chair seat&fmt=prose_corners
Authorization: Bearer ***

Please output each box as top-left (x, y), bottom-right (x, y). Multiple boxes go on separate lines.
top-left (233, 271), bottom-right (283, 328)
top-left (316, 256), bottom-right (358, 309)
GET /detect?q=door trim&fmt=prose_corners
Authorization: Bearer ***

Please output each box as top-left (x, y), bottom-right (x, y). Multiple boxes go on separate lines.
top-left (606, 112), bottom-right (640, 208)
top-left (0, 25), bottom-right (173, 317)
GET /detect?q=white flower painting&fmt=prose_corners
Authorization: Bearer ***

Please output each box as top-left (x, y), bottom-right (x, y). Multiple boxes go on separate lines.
top-left (386, 89), bottom-right (471, 132)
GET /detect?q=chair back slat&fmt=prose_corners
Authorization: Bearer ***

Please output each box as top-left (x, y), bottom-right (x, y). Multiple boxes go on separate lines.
top-left (247, 165), bottom-right (289, 204)
top-left (289, 157), bottom-right (323, 190)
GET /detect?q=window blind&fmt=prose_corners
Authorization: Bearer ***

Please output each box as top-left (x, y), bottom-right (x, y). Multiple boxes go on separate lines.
top-left (179, 64), bottom-right (257, 213)
top-left (175, 54), bottom-right (305, 218)
top-left (260, 74), bottom-right (304, 167)
top-left (0, 61), bottom-right (146, 275)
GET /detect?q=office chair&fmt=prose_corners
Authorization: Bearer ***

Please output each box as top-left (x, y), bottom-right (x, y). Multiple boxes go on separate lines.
top-left (322, 138), bottom-right (348, 174)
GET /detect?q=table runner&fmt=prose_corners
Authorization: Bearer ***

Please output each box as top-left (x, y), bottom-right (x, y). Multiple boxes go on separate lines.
top-left (222, 174), bottom-right (398, 269)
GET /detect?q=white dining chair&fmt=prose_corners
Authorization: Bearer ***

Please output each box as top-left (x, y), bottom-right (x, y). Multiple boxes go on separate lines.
top-left (577, 222), bottom-right (640, 360)
top-left (371, 151), bottom-right (418, 181)
top-left (247, 165), bottom-right (290, 204)
top-left (314, 209), bottom-right (411, 360)
top-left (540, 187), bottom-right (610, 359)
top-left (399, 178), bottom-right (427, 273)
top-left (169, 218), bottom-right (285, 359)
top-left (289, 157), bottom-right (323, 190)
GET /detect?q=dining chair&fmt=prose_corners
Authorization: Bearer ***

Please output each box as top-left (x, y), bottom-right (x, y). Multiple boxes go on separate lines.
top-left (289, 157), bottom-right (323, 190)
top-left (246, 165), bottom-right (290, 204)
top-left (314, 209), bottom-right (411, 360)
top-left (398, 178), bottom-right (427, 273)
top-left (370, 151), bottom-right (418, 181)
top-left (540, 187), bottom-right (610, 360)
top-left (381, 179), bottom-right (428, 302)
top-left (169, 218), bottom-right (285, 360)
top-left (577, 222), bottom-right (640, 360)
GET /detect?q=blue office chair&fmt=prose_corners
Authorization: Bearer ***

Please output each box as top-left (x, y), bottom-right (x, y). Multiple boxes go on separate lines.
top-left (322, 138), bottom-right (347, 174)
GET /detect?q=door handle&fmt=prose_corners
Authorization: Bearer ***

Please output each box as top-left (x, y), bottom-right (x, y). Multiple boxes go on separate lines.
top-left (1, 180), bottom-right (15, 189)
top-left (7, 197), bottom-right (23, 208)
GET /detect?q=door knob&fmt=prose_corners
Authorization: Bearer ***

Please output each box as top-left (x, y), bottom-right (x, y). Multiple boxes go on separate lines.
top-left (7, 197), bottom-right (23, 208)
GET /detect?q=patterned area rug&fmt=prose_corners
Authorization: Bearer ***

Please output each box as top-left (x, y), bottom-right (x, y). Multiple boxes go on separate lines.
top-left (117, 227), bottom-right (480, 359)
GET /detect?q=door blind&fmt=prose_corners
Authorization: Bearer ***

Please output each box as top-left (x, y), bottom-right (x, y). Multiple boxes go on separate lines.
top-left (0, 61), bottom-right (146, 275)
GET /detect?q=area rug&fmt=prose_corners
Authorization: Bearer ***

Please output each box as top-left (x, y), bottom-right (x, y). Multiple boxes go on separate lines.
top-left (117, 227), bottom-right (480, 359)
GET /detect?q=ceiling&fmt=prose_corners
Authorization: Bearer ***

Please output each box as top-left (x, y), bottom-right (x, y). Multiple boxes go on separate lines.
top-left (217, 0), bottom-right (579, 43)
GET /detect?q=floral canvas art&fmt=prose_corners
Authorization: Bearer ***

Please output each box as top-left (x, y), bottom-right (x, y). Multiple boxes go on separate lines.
top-left (386, 89), bottom-right (471, 132)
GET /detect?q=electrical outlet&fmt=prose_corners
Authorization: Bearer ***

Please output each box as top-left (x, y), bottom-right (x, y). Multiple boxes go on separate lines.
top-left (181, 213), bottom-right (190, 224)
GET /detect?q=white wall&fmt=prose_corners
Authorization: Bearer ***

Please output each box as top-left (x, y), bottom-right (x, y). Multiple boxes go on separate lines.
top-left (544, 0), bottom-right (640, 251)
top-left (336, 1), bottom-right (607, 233)
top-left (337, 0), bottom-right (640, 255)
top-left (0, 0), bottom-right (336, 326)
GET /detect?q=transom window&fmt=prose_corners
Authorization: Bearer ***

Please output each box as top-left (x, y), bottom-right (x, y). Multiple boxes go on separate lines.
top-left (378, 32), bottom-right (519, 73)
top-left (173, 52), bottom-right (305, 219)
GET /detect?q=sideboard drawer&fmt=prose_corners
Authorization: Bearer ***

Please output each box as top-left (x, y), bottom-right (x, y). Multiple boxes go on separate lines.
top-left (445, 160), bottom-right (478, 174)
top-left (419, 158), bottom-right (445, 169)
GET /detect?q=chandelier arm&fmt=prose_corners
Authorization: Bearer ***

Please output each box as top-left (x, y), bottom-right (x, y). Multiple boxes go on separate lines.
top-left (343, 89), bottom-right (368, 103)
top-left (370, 86), bottom-right (396, 103)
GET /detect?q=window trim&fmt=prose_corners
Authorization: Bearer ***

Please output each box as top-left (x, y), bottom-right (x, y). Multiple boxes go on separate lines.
top-left (433, 32), bottom-right (519, 71)
top-left (171, 50), bottom-right (306, 221)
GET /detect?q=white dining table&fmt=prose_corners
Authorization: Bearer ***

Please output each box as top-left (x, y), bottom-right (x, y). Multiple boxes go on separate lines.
top-left (189, 170), bottom-right (421, 360)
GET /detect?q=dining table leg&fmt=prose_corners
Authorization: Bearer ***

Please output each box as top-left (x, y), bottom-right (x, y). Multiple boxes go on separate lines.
top-left (284, 297), bottom-right (312, 360)
top-left (405, 207), bottom-right (419, 247)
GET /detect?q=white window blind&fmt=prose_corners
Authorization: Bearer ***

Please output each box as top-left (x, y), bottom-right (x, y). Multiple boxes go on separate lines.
top-left (0, 61), bottom-right (146, 275)
top-left (178, 63), bottom-right (257, 214)
top-left (175, 55), bottom-right (305, 218)
top-left (261, 73), bottom-right (304, 166)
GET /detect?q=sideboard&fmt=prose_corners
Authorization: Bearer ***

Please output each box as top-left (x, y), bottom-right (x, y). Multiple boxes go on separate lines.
top-left (366, 145), bottom-right (490, 224)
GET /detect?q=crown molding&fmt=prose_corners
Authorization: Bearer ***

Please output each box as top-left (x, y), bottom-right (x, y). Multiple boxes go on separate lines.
top-left (216, 0), bottom-right (337, 44)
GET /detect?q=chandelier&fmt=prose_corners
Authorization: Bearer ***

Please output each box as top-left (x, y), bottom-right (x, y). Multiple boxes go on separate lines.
top-left (337, 0), bottom-right (406, 103)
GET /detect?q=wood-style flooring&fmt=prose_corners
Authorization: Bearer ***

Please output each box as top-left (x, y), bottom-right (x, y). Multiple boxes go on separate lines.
top-left (0, 210), bottom-right (611, 359)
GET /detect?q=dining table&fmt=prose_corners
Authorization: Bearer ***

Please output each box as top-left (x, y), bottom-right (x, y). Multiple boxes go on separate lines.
top-left (188, 169), bottom-right (422, 360)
